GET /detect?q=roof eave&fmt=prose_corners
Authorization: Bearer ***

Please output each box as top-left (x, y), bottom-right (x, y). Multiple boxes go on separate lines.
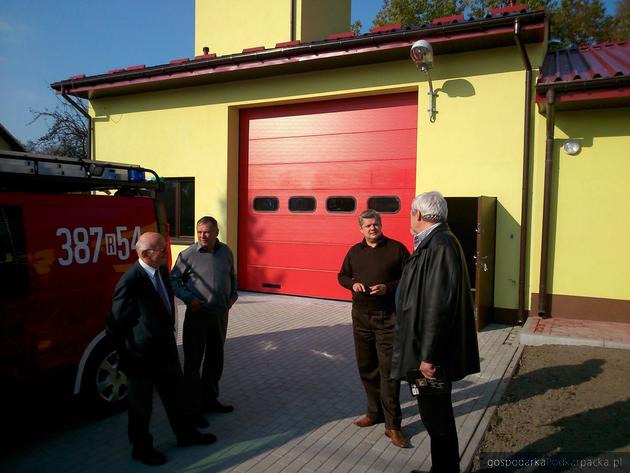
top-left (52, 10), bottom-right (546, 100)
top-left (536, 77), bottom-right (630, 113)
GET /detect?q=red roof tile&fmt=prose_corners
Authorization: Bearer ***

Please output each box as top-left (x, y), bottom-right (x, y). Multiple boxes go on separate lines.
top-left (369, 23), bottom-right (401, 34)
top-left (490, 4), bottom-right (529, 16)
top-left (275, 40), bottom-right (301, 48)
top-left (538, 41), bottom-right (630, 85)
top-left (327, 31), bottom-right (356, 40)
top-left (194, 53), bottom-right (217, 60)
top-left (169, 58), bottom-right (190, 65)
top-left (431, 15), bottom-right (464, 25)
top-left (242, 46), bottom-right (265, 53)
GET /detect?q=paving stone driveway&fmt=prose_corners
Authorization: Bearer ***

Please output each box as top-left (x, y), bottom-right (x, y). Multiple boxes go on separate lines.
top-left (2, 292), bottom-right (519, 473)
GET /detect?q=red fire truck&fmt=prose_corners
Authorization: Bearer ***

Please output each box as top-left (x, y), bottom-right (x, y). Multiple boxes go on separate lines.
top-left (0, 150), bottom-right (168, 410)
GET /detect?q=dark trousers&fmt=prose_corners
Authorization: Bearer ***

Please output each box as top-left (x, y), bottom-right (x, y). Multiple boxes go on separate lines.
top-left (127, 349), bottom-right (193, 448)
top-left (352, 307), bottom-right (402, 430)
top-left (417, 388), bottom-right (460, 473)
top-left (183, 308), bottom-right (229, 412)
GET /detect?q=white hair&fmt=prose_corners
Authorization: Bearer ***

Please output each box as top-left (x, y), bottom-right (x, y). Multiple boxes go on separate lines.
top-left (411, 191), bottom-right (448, 222)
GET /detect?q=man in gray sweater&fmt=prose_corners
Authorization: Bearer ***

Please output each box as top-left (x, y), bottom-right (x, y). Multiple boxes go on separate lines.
top-left (170, 216), bottom-right (238, 422)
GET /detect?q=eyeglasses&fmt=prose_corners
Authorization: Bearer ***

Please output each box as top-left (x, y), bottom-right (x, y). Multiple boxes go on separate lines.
top-left (148, 248), bottom-right (168, 255)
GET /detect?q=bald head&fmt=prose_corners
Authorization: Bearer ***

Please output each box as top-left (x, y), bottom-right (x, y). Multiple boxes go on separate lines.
top-left (136, 232), bottom-right (167, 268)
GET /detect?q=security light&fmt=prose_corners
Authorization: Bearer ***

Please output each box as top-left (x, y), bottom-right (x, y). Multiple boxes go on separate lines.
top-left (410, 40), bottom-right (437, 122)
top-left (563, 139), bottom-right (581, 156)
top-left (410, 40), bottom-right (434, 71)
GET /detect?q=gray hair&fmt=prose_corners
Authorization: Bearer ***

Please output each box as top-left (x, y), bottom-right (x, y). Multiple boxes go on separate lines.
top-left (358, 209), bottom-right (381, 227)
top-left (197, 215), bottom-right (218, 229)
top-left (411, 191), bottom-right (448, 223)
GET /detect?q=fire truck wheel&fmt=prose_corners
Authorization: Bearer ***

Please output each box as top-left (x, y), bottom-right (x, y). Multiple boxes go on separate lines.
top-left (82, 338), bottom-right (128, 412)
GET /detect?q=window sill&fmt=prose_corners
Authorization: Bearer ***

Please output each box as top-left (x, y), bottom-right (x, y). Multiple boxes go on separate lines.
top-left (170, 237), bottom-right (194, 246)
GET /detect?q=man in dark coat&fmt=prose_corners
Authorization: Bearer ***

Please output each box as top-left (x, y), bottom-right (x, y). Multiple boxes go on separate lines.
top-left (391, 192), bottom-right (480, 473)
top-left (107, 232), bottom-right (216, 466)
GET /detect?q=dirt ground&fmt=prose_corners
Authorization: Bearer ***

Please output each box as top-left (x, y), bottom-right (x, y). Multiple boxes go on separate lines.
top-left (472, 345), bottom-right (630, 472)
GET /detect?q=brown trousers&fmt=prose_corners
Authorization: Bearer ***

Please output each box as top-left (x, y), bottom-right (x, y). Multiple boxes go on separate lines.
top-left (352, 306), bottom-right (402, 430)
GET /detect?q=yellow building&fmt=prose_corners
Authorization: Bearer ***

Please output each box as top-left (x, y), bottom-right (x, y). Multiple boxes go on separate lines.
top-left (52, 3), bottom-right (630, 325)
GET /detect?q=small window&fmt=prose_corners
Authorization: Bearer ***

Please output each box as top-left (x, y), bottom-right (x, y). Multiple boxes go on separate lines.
top-left (253, 197), bottom-right (279, 212)
top-left (368, 196), bottom-right (401, 213)
top-left (0, 205), bottom-right (29, 298)
top-left (158, 178), bottom-right (195, 243)
top-left (288, 196), bottom-right (316, 212)
top-left (326, 196), bottom-right (356, 213)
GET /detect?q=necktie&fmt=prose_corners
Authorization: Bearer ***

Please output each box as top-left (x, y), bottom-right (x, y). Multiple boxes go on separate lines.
top-left (154, 271), bottom-right (171, 312)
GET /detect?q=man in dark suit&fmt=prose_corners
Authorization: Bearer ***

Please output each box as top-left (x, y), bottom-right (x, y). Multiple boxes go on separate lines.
top-left (391, 192), bottom-right (480, 473)
top-left (107, 232), bottom-right (216, 466)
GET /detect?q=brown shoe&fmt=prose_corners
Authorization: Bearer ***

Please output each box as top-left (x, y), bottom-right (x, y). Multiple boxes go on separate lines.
top-left (353, 415), bottom-right (382, 427)
top-left (410, 470), bottom-right (429, 473)
top-left (385, 428), bottom-right (408, 448)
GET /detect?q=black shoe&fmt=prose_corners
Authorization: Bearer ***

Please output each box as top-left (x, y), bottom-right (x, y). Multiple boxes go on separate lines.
top-left (131, 446), bottom-right (167, 466)
top-left (195, 415), bottom-right (209, 428)
top-left (177, 432), bottom-right (217, 447)
top-left (204, 400), bottom-right (234, 413)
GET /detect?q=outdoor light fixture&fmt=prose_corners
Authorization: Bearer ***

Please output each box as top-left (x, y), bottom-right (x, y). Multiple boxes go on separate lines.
top-left (410, 39), bottom-right (437, 122)
top-left (563, 139), bottom-right (581, 156)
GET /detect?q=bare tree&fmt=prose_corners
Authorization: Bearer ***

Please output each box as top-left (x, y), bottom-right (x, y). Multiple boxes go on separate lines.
top-left (27, 98), bottom-right (88, 160)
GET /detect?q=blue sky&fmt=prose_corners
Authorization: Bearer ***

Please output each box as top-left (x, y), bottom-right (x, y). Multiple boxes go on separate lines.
top-left (0, 0), bottom-right (618, 145)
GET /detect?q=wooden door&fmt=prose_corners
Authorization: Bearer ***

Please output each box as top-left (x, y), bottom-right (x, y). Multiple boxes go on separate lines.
top-left (474, 196), bottom-right (496, 330)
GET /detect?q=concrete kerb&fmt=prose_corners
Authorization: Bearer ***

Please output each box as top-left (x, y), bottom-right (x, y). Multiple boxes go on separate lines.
top-left (460, 343), bottom-right (525, 473)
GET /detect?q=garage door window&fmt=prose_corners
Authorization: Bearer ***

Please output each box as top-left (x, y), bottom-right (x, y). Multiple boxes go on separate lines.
top-left (368, 196), bottom-right (401, 213)
top-left (288, 196), bottom-right (316, 212)
top-left (326, 196), bottom-right (356, 213)
top-left (253, 197), bottom-right (279, 212)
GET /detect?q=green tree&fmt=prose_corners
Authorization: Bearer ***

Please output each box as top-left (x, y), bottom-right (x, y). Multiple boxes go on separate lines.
top-left (373, 0), bottom-right (466, 27)
top-left (351, 19), bottom-right (363, 34)
top-left (371, 0), bottom-right (618, 47)
top-left (550, 0), bottom-right (613, 47)
top-left (611, 0), bottom-right (630, 39)
top-left (466, 0), bottom-right (557, 18)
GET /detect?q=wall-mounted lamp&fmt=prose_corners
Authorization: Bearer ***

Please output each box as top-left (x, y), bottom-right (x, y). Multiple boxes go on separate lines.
top-left (410, 40), bottom-right (437, 122)
top-left (563, 139), bottom-right (581, 156)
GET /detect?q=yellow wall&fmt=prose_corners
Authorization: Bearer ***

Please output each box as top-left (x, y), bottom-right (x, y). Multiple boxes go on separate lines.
top-left (91, 43), bottom-right (544, 310)
top-left (195, 0), bottom-right (350, 57)
top-left (414, 45), bottom-right (544, 310)
top-left (298, 0), bottom-right (350, 43)
top-left (528, 108), bottom-right (630, 301)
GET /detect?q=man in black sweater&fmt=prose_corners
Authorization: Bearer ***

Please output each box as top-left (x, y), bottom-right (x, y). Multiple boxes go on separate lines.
top-left (338, 209), bottom-right (410, 448)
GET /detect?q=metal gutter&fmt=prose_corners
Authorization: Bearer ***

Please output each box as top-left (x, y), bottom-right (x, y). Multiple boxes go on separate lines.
top-left (536, 76), bottom-right (630, 96)
top-left (538, 88), bottom-right (555, 317)
top-left (51, 11), bottom-right (546, 93)
top-left (514, 18), bottom-right (533, 324)
top-left (290, 0), bottom-right (296, 42)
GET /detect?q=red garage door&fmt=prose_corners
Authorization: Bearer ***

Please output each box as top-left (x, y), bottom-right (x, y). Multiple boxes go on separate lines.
top-left (238, 92), bottom-right (417, 300)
